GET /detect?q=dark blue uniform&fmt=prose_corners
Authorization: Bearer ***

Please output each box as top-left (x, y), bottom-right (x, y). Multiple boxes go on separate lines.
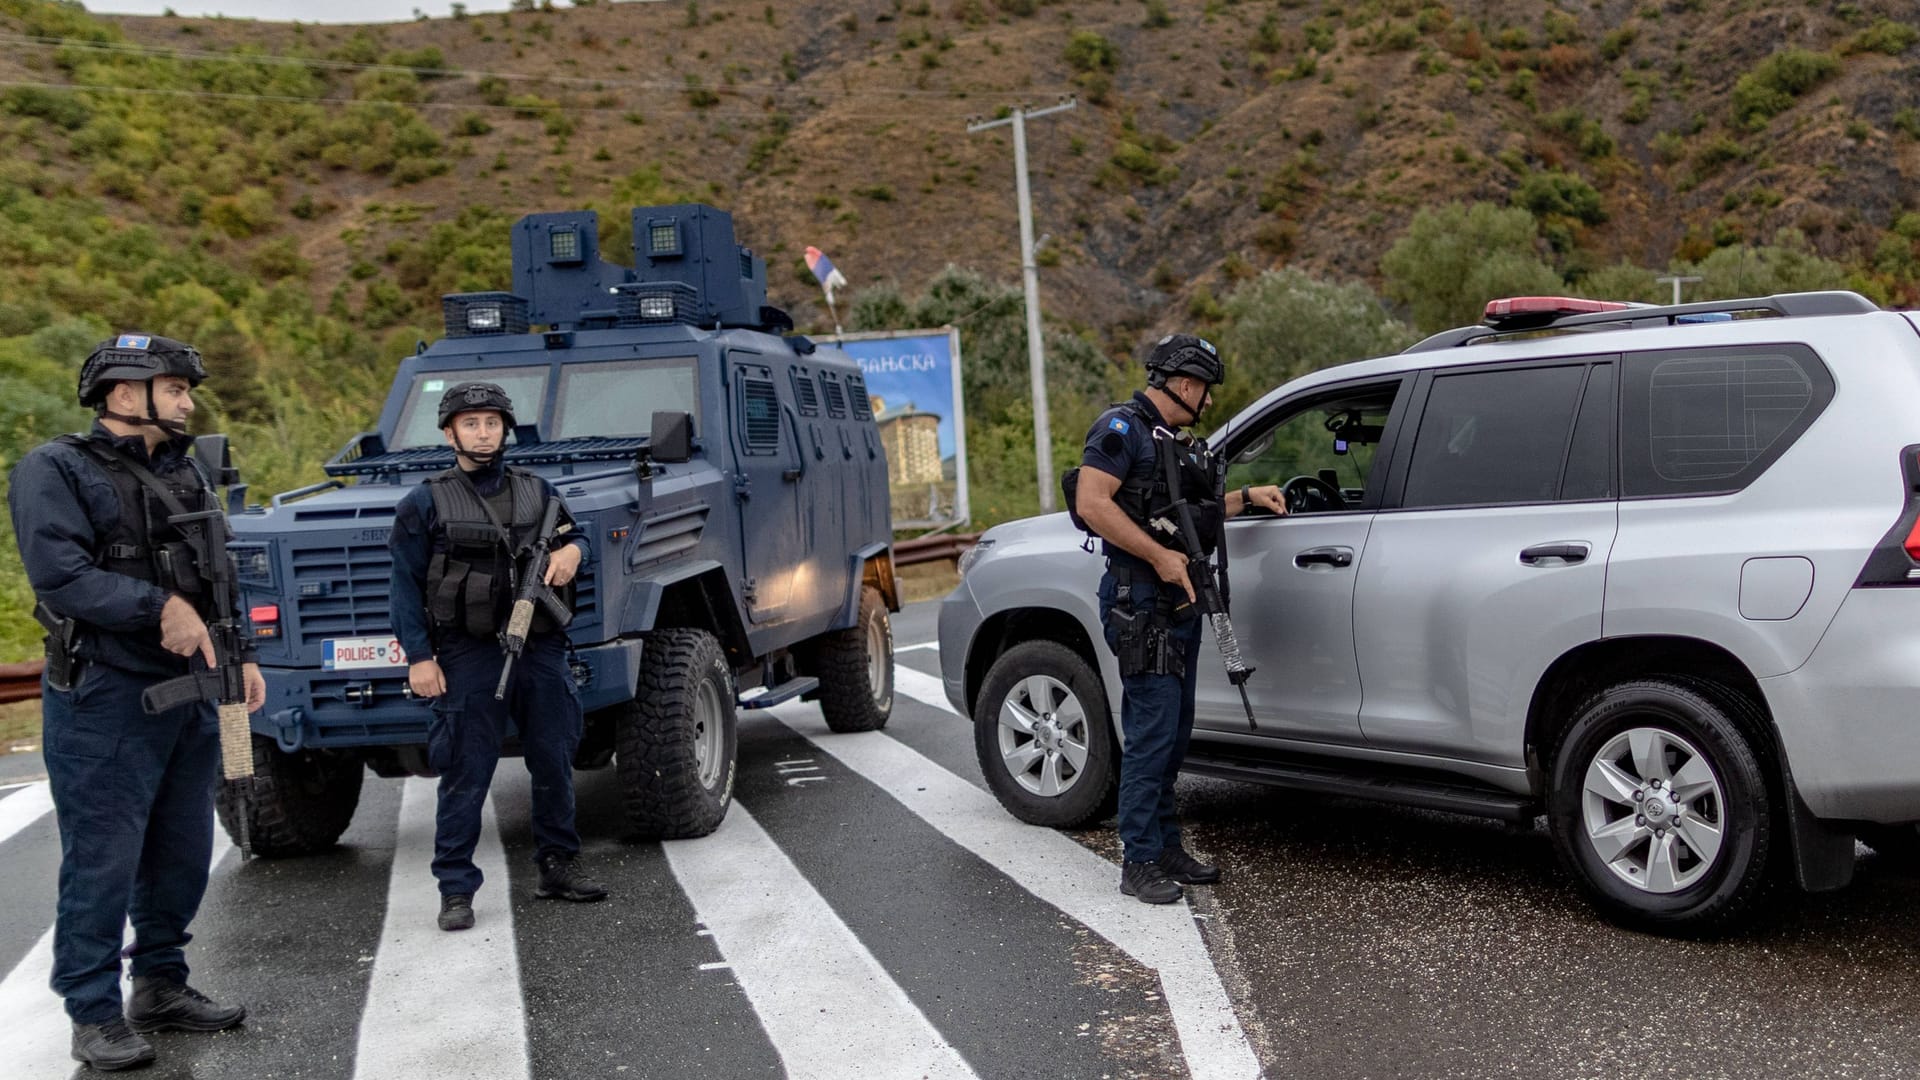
top-left (8, 422), bottom-right (249, 1025)
top-left (1081, 393), bottom-right (1206, 867)
top-left (388, 457), bottom-right (591, 897)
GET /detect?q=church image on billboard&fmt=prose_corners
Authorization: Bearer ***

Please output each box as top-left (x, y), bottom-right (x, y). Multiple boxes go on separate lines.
top-left (826, 327), bottom-right (968, 529)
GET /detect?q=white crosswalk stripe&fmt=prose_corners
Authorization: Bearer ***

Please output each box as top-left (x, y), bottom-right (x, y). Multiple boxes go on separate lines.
top-left (353, 777), bottom-right (530, 1080)
top-left (663, 803), bottom-right (977, 1079)
top-left (0, 668), bottom-right (1260, 1079)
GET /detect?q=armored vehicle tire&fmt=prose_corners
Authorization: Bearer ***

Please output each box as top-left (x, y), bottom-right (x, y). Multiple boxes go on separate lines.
top-left (973, 640), bottom-right (1118, 829)
top-left (816, 585), bottom-right (893, 733)
top-left (614, 628), bottom-right (738, 839)
top-left (215, 736), bottom-right (365, 858)
top-left (1859, 824), bottom-right (1920, 868)
top-left (1546, 678), bottom-right (1774, 935)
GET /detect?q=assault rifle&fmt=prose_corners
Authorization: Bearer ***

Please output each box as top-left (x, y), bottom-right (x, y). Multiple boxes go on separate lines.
top-left (138, 435), bottom-right (258, 858)
top-left (495, 497), bottom-right (573, 700)
top-left (1153, 430), bottom-right (1259, 730)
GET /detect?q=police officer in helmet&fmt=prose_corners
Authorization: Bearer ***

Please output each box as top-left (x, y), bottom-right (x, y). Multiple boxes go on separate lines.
top-left (388, 381), bottom-right (607, 932)
top-left (1074, 334), bottom-right (1286, 904)
top-left (8, 334), bottom-right (264, 1071)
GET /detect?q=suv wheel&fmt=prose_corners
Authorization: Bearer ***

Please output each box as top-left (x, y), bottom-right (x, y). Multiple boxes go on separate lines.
top-left (1547, 678), bottom-right (1773, 934)
top-left (614, 628), bottom-right (738, 839)
top-left (216, 737), bottom-right (364, 857)
top-left (815, 585), bottom-right (893, 733)
top-left (973, 641), bottom-right (1117, 828)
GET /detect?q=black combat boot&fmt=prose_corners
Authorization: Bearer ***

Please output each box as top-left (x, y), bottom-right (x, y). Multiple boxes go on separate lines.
top-left (1120, 859), bottom-right (1183, 904)
top-left (438, 893), bottom-right (476, 932)
top-left (1157, 846), bottom-right (1221, 885)
top-left (535, 853), bottom-right (609, 902)
top-left (125, 976), bottom-right (246, 1034)
top-left (71, 1017), bottom-right (157, 1071)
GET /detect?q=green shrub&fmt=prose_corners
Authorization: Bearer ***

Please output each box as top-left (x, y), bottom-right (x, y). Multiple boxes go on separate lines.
top-left (1731, 48), bottom-right (1839, 129)
top-left (1064, 30), bottom-right (1118, 72)
top-left (1, 86), bottom-right (90, 130)
top-left (1841, 19), bottom-right (1919, 57)
top-left (1512, 169), bottom-right (1607, 226)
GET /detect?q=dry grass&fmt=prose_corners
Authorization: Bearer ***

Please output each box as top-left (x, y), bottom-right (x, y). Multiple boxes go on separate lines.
top-left (0, 698), bottom-right (42, 754)
top-left (898, 561), bottom-right (962, 605)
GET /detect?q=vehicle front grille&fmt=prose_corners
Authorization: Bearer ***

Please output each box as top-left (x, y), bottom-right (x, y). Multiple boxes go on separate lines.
top-left (291, 542), bottom-right (395, 645)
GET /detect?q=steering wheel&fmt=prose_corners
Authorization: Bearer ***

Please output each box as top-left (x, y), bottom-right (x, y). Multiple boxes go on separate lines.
top-left (1281, 474), bottom-right (1345, 513)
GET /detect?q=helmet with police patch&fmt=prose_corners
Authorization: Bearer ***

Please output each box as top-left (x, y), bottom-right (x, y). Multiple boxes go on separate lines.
top-left (437, 381), bottom-right (517, 430)
top-left (1144, 333), bottom-right (1224, 389)
top-left (77, 334), bottom-right (207, 408)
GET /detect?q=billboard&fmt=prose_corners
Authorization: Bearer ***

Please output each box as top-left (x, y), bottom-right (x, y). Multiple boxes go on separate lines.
top-left (826, 328), bottom-right (968, 530)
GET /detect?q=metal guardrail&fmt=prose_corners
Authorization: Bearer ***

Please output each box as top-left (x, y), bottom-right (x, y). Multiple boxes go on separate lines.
top-left (893, 533), bottom-right (980, 568)
top-left (0, 536), bottom-right (980, 705)
top-left (0, 660), bottom-right (45, 705)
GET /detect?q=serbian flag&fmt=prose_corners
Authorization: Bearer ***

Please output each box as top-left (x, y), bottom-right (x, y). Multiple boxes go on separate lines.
top-left (805, 246), bottom-right (849, 304)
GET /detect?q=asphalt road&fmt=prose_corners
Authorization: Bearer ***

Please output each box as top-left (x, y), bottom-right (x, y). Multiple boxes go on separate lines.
top-left (1, 599), bottom-right (1916, 1078)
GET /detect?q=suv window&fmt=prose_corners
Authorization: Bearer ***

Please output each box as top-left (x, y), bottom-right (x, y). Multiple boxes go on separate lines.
top-left (552, 357), bottom-right (699, 439)
top-left (1620, 344), bottom-right (1833, 496)
top-left (1401, 364), bottom-right (1586, 509)
top-left (1225, 384), bottom-right (1399, 514)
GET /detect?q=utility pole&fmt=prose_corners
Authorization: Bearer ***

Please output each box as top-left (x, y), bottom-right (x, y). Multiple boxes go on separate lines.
top-left (968, 97), bottom-right (1076, 514)
top-left (1656, 274), bottom-right (1702, 306)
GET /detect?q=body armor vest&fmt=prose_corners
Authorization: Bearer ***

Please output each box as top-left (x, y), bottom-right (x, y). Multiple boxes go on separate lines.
top-left (56, 434), bottom-right (218, 616)
top-left (1100, 401), bottom-right (1226, 560)
top-left (424, 467), bottom-right (571, 639)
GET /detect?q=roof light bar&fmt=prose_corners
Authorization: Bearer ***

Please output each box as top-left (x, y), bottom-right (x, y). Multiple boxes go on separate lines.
top-left (1483, 296), bottom-right (1635, 329)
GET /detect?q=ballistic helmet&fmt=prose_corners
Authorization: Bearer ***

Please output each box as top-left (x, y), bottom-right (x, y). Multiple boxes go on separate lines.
top-left (437, 381), bottom-right (517, 429)
top-left (77, 334), bottom-right (206, 408)
top-left (1144, 333), bottom-right (1223, 389)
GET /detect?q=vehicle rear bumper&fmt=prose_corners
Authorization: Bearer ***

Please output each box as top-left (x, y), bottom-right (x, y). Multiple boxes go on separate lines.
top-left (1764, 588), bottom-right (1920, 823)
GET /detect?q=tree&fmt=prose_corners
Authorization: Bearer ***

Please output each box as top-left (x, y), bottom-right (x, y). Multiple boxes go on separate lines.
top-left (1211, 269), bottom-right (1417, 424)
top-left (1382, 202), bottom-right (1565, 334)
top-left (1677, 229), bottom-right (1857, 300)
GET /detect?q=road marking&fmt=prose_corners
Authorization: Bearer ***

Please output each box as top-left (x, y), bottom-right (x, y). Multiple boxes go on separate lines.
top-left (0, 830), bottom-right (233, 1078)
top-left (894, 641), bottom-right (939, 653)
top-left (352, 777), bottom-right (529, 1080)
top-left (776, 674), bottom-right (1263, 1080)
top-left (0, 781), bottom-right (53, 847)
top-left (663, 803), bottom-right (978, 1080)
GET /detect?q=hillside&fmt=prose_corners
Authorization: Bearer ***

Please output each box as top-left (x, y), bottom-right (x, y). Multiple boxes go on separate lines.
top-left (8, 0), bottom-right (1918, 344)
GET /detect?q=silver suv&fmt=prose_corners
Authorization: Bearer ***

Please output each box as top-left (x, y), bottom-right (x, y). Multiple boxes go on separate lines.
top-left (939, 291), bottom-right (1920, 933)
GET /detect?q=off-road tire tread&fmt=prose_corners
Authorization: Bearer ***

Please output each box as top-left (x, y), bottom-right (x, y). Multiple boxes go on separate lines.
top-left (816, 585), bottom-right (892, 733)
top-left (1547, 676), bottom-right (1772, 937)
top-left (974, 640), bottom-right (1118, 829)
top-left (215, 736), bottom-right (364, 858)
top-left (614, 627), bottom-right (736, 839)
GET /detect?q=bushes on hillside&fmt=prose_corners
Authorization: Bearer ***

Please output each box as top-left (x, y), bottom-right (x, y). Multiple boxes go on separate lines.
top-left (1381, 202), bottom-right (1564, 334)
top-left (1731, 49), bottom-right (1839, 130)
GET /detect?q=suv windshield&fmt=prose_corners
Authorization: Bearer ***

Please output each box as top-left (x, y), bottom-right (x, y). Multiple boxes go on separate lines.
top-left (391, 366), bottom-right (549, 449)
top-left (553, 357), bottom-right (701, 439)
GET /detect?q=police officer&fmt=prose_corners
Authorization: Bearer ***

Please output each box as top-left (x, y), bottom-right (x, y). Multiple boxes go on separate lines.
top-left (1075, 334), bottom-right (1287, 904)
top-left (8, 333), bottom-right (263, 1071)
top-left (389, 382), bottom-right (607, 932)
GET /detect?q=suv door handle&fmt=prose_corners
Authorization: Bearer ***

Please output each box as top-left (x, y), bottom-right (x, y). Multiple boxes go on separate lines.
top-left (1519, 542), bottom-right (1591, 565)
top-left (1294, 546), bottom-right (1354, 568)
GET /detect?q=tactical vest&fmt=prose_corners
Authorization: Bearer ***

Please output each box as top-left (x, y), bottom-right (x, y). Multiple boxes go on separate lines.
top-left (1074, 400), bottom-right (1226, 560)
top-left (424, 467), bottom-right (571, 639)
top-left (56, 434), bottom-right (219, 616)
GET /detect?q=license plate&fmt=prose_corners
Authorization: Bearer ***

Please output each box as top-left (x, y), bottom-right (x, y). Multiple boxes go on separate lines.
top-left (323, 636), bottom-right (409, 671)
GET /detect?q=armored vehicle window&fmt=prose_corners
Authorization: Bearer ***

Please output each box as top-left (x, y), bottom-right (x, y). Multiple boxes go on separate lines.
top-left (1620, 344), bottom-right (1833, 497)
top-left (819, 372), bottom-right (849, 418)
top-left (393, 367), bottom-right (548, 448)
top-left (1401, 364), bottom-right (1585, 509)
top-left (791, 368), bottom-right (821, 416)
top-left (739, 373), bottom-right (781, 454)
top-left (553, 357), bottom-right (700, 439)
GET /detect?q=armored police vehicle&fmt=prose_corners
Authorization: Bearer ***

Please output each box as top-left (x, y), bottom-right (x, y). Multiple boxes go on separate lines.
top-left (224, 203), bottom-right (897, 853)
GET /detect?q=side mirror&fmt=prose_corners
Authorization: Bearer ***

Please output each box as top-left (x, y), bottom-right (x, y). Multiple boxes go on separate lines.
top-left (649, 410), bottom-right (694, 464)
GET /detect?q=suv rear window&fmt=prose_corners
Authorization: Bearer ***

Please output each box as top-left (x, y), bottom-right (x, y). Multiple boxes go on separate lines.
top-left (1620, 344), bottom-right (1833, 496)
top-left (1401, 364), bottom-right (1586, 508)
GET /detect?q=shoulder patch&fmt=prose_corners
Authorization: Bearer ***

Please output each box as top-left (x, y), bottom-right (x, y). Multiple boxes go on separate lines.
top-left (1108, 416), bottom-right (1130, 434)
